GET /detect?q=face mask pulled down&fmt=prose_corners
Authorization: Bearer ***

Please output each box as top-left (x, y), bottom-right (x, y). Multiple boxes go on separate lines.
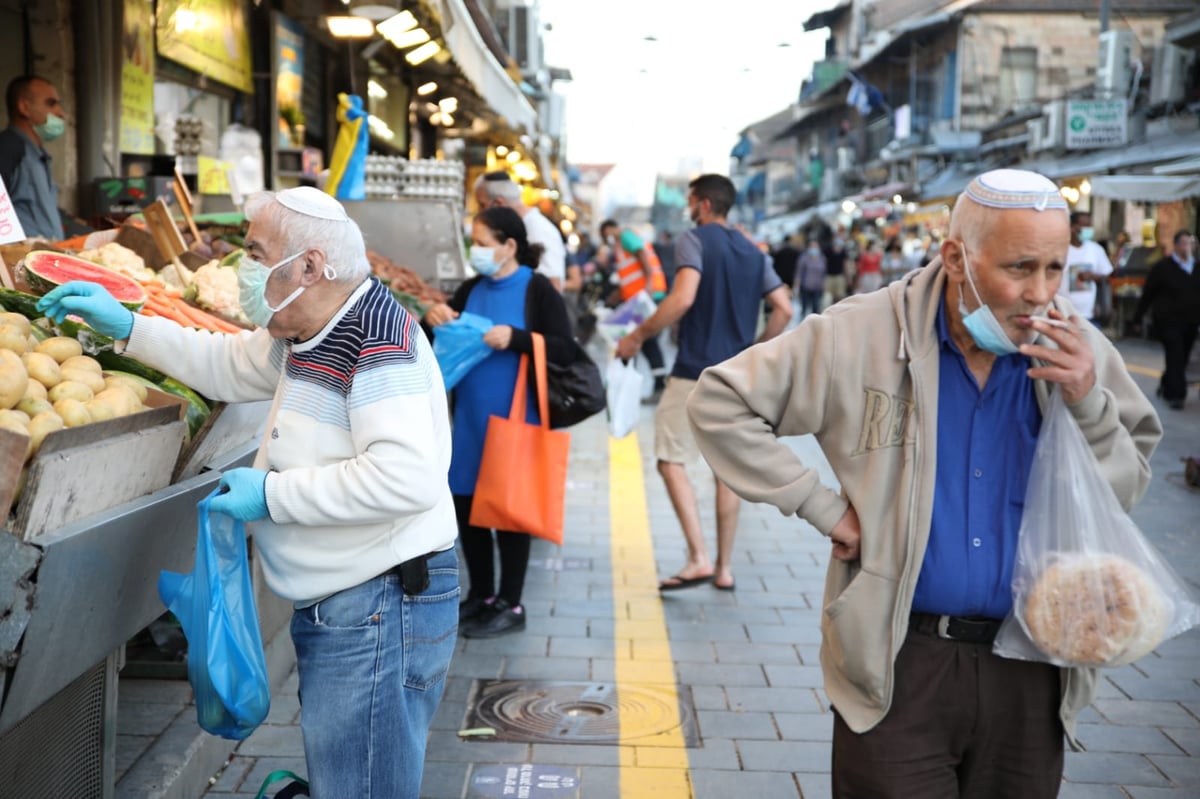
top-left (238, 251), bottom-right (336, 329)
top-left (957, 248), bottom-right (1023, 356)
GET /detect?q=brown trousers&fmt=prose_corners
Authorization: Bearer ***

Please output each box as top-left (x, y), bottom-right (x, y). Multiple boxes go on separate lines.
top-left (831, 625), bottom-right (1064, 799)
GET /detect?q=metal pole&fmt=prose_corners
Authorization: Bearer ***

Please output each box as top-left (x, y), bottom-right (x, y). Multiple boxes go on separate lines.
top-left (1100, 0), bottom-right (1111, 33)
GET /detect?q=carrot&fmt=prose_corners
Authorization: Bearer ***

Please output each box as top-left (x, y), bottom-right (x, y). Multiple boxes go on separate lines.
top-left (173, 300), bottom-right (241, 334)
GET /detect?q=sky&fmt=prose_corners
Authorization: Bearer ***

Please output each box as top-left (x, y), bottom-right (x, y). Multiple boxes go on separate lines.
top-left (538, 0), bottom-right (831, 205)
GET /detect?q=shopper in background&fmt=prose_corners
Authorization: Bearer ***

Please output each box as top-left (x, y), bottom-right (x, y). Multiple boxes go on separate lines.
top-left (795, 237), bottom-right (826, 320)
top-left (688, 168), bottom-right (1160, 798)
top-left (823, 227), bottom-right (850, 305)
top-left (0, 75), bottom-right (65, 240)
top-left (1133, 230), bottom-right (1200, 410)
top-left (474, 171), bottom-right (567, 291)
top-left (855, 238), bottom-right (883, 294)
top-left (601, 218), bottom-right (670, 402)
top-left (37, 187), bottom-right (460, 799)
top-left (1059, 211), bottom-right (1114, 327)
top-left (616, 173), bottom-right (791, 593)
top-left (423, 206), bottom-right (574, 637)
top-left (882, 238), bottom-right (907, 285)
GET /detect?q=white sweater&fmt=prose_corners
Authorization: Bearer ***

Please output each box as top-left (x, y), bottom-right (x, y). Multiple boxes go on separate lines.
top-left (126, 278), bottom-right (457, 602)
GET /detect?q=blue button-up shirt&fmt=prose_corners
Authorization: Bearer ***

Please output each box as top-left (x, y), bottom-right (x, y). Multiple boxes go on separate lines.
top-left (911, 298), bottom-right (1042, 620)
top-left (0, 127), bottom-right (60, 240)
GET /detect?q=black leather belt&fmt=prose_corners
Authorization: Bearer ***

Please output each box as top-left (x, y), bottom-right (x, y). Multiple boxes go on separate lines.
top-left (386, 551), bottom-right (434, 595)
top-left (909, 612), bottom-right (1001, 645)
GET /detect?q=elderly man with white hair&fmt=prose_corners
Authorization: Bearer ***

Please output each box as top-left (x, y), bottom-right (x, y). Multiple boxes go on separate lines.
top-left (686, 169), bottom-right (1161, 798)
top-left (474, 170), bottom-right (566, 290)
top-left (38, 187), bottom-right (459, 798)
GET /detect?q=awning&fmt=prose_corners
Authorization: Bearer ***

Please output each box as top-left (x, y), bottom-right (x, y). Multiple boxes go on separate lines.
top-left (918, 164), bottom-right (976, 203)
top-left (1023, 130), bottom-right (1200, 180)
top-left (441, 0), bottom-right (537, 132)
top-left (1088, 175), bottom-right (1200, 202)
top-left (804, 1), bottom-right (850, 32)
top-left (1154, 156), bottom-right (1200, 176)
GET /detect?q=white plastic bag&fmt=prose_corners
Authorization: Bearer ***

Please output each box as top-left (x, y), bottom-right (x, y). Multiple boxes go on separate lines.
top-left (605, 358), bottom-right (643, 439)
top-left (994, 389), bottom-right (1200, 667)
top-left (597, 291), bottom-right (658, 347)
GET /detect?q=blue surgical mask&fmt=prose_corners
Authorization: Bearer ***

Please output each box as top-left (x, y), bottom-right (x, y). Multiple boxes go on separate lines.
top-left (957, 247), bottom-right (1021, 356)
top-left (238, 250), bottom-right (334, 329)
top-left (469, 245), bottom-right (501, 277)
top-left (34, 113), bottom-right (64, 143)
top-left (1078, 227), bottom-right (1095, 242)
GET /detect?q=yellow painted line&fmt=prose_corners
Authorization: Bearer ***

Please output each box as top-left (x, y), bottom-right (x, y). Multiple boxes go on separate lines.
top-left (608, 432), bottom-right (691, 797)
top-left (1126, 363), bottom-right (1161, 378)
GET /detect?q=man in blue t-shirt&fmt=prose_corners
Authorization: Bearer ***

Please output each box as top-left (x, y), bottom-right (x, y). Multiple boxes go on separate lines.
top-left (616, 174), bottom-right (791, 592)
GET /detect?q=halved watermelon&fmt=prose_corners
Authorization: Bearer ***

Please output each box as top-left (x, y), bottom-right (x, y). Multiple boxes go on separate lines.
top-left (22, 250), bottom-right (148, 311)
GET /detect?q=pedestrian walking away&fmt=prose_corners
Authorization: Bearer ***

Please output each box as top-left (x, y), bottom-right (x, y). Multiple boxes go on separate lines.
top-left (616, 173), bottom-right (791, 593)
top-left (1132, 229), bottom-right (1200, 410)
top-left (423, 206), bottom-right (575, 638)
top-left (687, 168), bottom-right (1162, 798)
top-left (38, 187), bottom-right (461, 799)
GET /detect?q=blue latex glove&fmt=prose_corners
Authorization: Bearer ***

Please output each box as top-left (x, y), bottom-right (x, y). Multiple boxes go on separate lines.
top-left (208, 468), bottom-right (270, 522)
top-left (36, 280), bottom-right (134, 339)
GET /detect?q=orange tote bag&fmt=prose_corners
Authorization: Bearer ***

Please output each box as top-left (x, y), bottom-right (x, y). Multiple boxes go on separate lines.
top-left (470, 333), bottom-right (570, 545)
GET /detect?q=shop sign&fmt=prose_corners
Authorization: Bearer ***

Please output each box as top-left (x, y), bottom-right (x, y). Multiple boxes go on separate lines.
top-left (156, 0), bottom-right (253, 94)
top-left (120, 0), bottom-right (156, 154)
top-left (1065, 99), bottom-right (1127, 149)
top-left (0, 177), bottom-right (27, 244)
top-left (197, 156), bottom-right (232, 195)
top-left (275, 15), bottom-right (305, 148)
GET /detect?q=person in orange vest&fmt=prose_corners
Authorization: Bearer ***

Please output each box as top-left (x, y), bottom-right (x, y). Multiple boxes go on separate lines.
top-left (601, 219), bottom-right (669, 400)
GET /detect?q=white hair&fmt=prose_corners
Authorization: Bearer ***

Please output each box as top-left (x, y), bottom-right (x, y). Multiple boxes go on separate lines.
top-left (474, 173), bottom-right (523, 204)
top-left (244, 191), bottom-right (370, 285)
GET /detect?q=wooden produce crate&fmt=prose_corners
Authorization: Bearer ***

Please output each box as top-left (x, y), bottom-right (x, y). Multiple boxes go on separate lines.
top-left (0, 387), bottom-right (189, 541)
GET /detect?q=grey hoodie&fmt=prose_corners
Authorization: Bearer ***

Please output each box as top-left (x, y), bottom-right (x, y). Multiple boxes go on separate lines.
top-left (687, 257), bottom-right (1162, 747)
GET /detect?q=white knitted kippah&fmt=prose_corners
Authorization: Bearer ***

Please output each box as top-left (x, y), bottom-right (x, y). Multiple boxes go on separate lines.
top-left (276, 187), bottom-right (350, 221)
top-left (964, 169), bottom-right (1067, 213)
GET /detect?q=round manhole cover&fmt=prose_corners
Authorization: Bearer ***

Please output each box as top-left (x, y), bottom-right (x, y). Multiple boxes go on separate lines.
top-left (469, 681), bottom-right (688, 743)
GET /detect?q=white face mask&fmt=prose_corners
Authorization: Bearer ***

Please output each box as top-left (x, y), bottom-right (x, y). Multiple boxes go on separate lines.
top-left (238, 251), bottom-right (336, 328)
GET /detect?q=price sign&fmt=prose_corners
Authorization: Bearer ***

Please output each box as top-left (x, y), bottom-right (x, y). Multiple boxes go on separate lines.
top-left (0, 176), bottom-right (27, 245)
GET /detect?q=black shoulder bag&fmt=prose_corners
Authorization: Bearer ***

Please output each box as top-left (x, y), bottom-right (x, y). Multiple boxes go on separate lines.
top-left (524, 280), bottom-right (606, 428)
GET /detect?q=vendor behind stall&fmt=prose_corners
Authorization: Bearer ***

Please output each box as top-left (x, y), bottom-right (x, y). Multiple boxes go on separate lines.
top-left (0, 75), bottom-right (65, 240)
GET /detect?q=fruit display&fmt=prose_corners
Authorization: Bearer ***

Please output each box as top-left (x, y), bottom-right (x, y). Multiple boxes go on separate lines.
top-left (366, 250), bottom-right (447, 316)
top-left (21, 250), bottom-right (148, 311)
top-left (0, 285), bottom-right (214, 453)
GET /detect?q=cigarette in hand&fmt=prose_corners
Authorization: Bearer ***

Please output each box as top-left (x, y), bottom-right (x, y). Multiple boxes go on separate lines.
top-left (1029, 316), bottom-right (1071, 330)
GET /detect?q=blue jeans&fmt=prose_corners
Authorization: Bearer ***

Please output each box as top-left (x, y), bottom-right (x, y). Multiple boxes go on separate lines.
top-left (291, 548), bottom-right (459, 798)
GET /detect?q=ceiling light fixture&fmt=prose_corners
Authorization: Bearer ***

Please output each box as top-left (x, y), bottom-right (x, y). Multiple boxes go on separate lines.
top-left (383, 27), bottom-right (430, 49)
top-left (367, 79), bottom-right (388, 99)
top-left (349, 3), bottom-right (402, 22)
top-left (326, 16), bottom-right (376, 38)
top-left (506, 150), bottom-right (521, 164)
top-left (376, 9), bottom-right (418, 35)
top-left (438, 97), bottom-right (458, 113)
top-left (417, 81), bottom-right (438, 96)
top-left (404, 40), bottom-right (441, 65)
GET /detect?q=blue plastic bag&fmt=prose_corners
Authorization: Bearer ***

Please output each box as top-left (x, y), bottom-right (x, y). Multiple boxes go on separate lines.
top-left (433, 312), bottom-right (495, 390)
top-left (158, 488), bottom-right (270, 740)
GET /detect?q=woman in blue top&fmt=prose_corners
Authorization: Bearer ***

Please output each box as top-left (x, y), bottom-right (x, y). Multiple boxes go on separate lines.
top-left (424, 206), bottom-right (574, 637)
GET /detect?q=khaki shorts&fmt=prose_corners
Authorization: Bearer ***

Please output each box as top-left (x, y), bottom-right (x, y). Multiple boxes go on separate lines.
top-left (654, 377), bottom-right (700, 463)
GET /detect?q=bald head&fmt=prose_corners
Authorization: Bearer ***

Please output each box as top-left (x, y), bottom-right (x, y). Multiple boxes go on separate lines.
top-left (474, 171), bottom-right (523, 209)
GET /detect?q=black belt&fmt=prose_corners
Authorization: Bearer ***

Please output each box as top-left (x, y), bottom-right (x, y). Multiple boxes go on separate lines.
top-left (385, 551), bottom-right (434, 595)
top-left (909, 612), bottom-right (1001, 645)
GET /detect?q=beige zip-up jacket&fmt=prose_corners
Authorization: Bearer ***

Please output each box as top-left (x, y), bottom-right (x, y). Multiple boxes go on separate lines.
top-left (687, 258), bottom-right (1162, 748)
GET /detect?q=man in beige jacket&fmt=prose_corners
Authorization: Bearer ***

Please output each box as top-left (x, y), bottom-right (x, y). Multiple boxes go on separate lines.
top-left (687, 169), bottom-right (1161, 798)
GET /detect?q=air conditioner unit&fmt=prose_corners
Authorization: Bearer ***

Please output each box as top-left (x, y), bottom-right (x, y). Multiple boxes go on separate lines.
top-left (1042, 100), bottom-right (1065, 150)
top-left (1026, 116), bottom-right (1046, 152)
top-left (503, 4), bottom-right (541, 72)
top-left (1150, 43), bottom-right (1195, 105)
top-left (1096, 30), bottom-right (1133, 98)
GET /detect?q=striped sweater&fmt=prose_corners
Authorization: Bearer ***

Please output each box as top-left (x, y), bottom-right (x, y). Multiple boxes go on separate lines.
top-left (126, 278), bottom-right (457, 602)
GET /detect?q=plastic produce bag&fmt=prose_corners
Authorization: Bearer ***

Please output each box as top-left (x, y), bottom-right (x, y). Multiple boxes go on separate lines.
top-left (433, 312), bottom-right (494, 390)
top-left (159, 489), bottom-right (270, 739)
top-left (605, 357), bottom-right (643, 439)
top-left (597, 290), bottom-right (658, 346)
top-left (994, 390), bottom-right (1200, 667)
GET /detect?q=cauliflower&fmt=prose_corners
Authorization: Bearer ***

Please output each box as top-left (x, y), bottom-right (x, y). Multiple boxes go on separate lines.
top-left (189, 260), bottom-right (249, 325)
top-left (77, 242), bottom-right (156, 282)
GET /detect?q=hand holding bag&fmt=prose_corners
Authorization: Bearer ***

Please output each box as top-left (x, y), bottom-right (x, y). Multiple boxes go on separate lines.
top-left (605, 357), bottom-right (643, 439)
top-left (994, 389), bottom-right (1200, 667)
top-left (470, 333), bottom-right (570, 544)
top-left (158, 489), bottom-right (271, 739)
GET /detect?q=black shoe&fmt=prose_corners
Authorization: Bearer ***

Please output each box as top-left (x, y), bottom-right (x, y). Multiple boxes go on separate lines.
top-left (1169, 399), bottom-right (1186, 410)
top-left (462, 599), bottom-right (526, 638)
top-left (459, 596), bottom-right (493, 622)
top-left (642, 384), bottom-right (665, 405)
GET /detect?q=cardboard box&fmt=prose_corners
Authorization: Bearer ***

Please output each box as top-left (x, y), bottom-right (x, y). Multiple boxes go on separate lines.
top-left (0, 386), bottom-right (190, 539)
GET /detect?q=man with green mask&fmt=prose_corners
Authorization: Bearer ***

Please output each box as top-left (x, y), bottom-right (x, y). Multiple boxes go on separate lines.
top-left (0, 75), bottom-right (65, 240)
